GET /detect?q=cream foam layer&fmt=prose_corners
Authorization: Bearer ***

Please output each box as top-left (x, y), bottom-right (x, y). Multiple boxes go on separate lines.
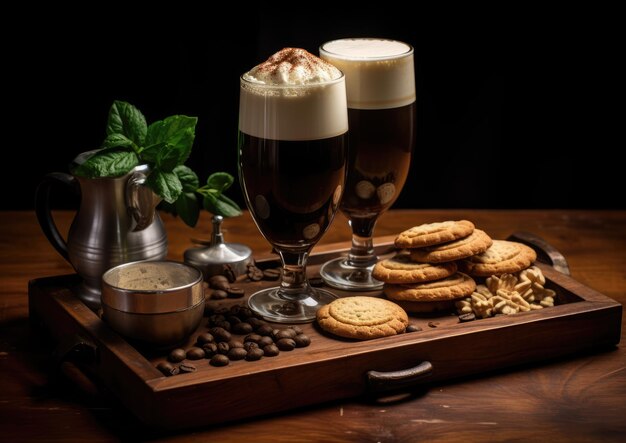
top-left (320, 38), bottom-right (415, 110)
top-left (239, 48), bottom-right (348, 141)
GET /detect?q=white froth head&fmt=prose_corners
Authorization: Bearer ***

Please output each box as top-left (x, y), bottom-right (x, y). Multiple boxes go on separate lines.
top-left (243, 48), bottom-right (342, 85)
top-left (239, 48), bottom-right (348, 141)
top-left (320, 38), bottom-right (415, 110)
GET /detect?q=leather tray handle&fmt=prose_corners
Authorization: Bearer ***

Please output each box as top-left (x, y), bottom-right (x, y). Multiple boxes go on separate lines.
top-left (506, 231), bottom-right (571, 275)
top-left (367, 361), bottom-right (433, 394)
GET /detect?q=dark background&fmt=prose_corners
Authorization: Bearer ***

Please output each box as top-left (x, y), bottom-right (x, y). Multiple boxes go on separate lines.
top-left (4, 6), bottom-right (620, 210)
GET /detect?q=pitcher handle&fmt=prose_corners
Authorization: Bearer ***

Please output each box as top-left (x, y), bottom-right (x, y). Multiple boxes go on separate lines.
top-left (126, 170), bottom-right (162, 232)
top-left (35, 172), bottom-right (78, 262)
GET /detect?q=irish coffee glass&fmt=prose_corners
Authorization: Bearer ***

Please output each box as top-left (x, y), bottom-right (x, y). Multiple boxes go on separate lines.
top-left (238, 74), bottom-right (348, 322)
top-left (319, 39), bottom-right (416, 291)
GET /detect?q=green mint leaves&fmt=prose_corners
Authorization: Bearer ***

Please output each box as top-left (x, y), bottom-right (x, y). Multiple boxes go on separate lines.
top-left (72, 100), bottom-right (240, 227)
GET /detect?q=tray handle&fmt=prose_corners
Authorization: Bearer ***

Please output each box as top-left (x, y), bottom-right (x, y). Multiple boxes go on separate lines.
top-left (367, 361), bottom-right (433, 394)
top-left (55, 335), bottom-right (101, 398)
top-left (507, 231), bottom-right (571, 275)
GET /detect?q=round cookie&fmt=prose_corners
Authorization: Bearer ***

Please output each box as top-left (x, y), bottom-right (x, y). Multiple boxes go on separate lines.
top-left (459, 240), bottom-right (537, 277)
top-left (395, 220), bottom-right (475, 249)
top-left (316, 296), bottom-right (408, 340)
top-left (409, 229), bottom-right (493, 263)
top-left (372, 254), bottom-right (457, 284)
top-left (384, 272), bottom-right (476, 302)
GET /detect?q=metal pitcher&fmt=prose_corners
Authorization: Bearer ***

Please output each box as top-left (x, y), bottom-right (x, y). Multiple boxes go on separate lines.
top-left (35, 164), bottom-right (168, 310)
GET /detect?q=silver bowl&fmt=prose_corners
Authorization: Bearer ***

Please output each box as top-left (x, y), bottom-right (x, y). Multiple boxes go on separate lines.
top-left (101, 261), bottom-right (204, 348)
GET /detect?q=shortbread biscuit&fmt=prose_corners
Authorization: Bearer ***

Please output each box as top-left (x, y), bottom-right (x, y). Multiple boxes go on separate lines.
top-left (372, 253), bottom-right (457, 284)
top-left (385, 273), bottom-right (476, 302)
top-left (459, 240), bottom-right (537, 277)
top-left (316, 296), bottom-right (408, 340)
top-left (395, 220), bottom-right (475, 249)
top-left (409, 229), bottom-right (493, 263)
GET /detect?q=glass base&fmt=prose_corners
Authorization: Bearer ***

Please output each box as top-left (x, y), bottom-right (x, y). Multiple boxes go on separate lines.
top-left (320, 257), bottom-right (384, 291)
top-left (247, 286), bottom-right (337, 323)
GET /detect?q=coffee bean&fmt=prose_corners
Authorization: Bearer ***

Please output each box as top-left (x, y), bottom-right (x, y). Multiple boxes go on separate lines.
top-left (263, 344), bottom-right (280, 357)
top-left (406, 325), bottom-right (422, 333)
top-left (213, 320), bottom-right (232, 331)
top-left (244, 333), bottom-right (262, 343)
top-left (291, 326), bottom-right (304, 335)
top-left (459, 312), bottom-right (476, 322)
top-left (243, 341), bottom-right (259, 351)
top-left (246, 348), bottom-right (264, 361)
top-left (232, 322), bottom-right (253, 335)
top-left (237, 307), bottom-right (254, 319)
top-left (274, 329), bottom-right (297, 340)
top-left (168, 348), bottom-right (186, 363)
top-left (209, 327), bottom-right (231, 342)
top-left (214, 307), bottom-right (230, 315)
top-left (256, 324), bottom-right (274, 336)
top-left (211, 289), bottom-right (228, 300)
top-left (226, 315), bottom-right (242, 325)
top-left (247, 318), bottom-right (265, 329)
top-left (179, 363), bottom-right (197, 373)
top-left (208, 314), bottom-right (226, 325)
top-left (196, 332), bottom-right (214, 345)
top-left (427, 321), bottom-right (440, 328)
top-left (222, 265), bottom-right (236, 283)
top-left (228, 348), bottom-right (247, 361)
top-left (210, 354), bottom-right (229, 367)
top-left (247, 265), bottom-right (264, 281)
top-left (258, 336), bottom-right (274, 347)
top-left (186, 347), bottom-right (206, 360)
top-left (276, 338), bottom-right (296, 351)
top-left (156, 361), bottom-right (180, 376)
top-left (217, 342), bottom-right (230, 355)
top-left (293, 334), bottom-right (311, 348)
top-left (263, 268), bottom-right (281, 280)
top-left (227, 287), bottom-right (245, 298)
top-left (309, 277), bottom-right (325, 287)
top-left (228, 340), bottom-right (244, 349)
top-left (202, 342), bottom-right (218, 357)
top-left (209, 275), bottom-right (230, 290)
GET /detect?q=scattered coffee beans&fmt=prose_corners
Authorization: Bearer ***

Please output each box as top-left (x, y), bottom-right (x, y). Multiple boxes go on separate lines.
top-left (459, 312), bottom-right (476, 322)
top-left (226, 287), bottom-right (245, 298)
top-left (168, 348), bottom-right (186, 363)
top-left (293, 334), bottom-right (311, 348)
top-left (263, 268), bottom-right (281, 280)
top-left (210, 354), bottom-right (229, 367)
top-left (406, 325), bottom-right (422, 333)
top-left (210, 289), bottom-right (228, 300)
top-left (276, 338), bottom-right (296, 351)
top-left (246, 348), bottom-right (264, 361)
top-left (196, 332), bottom-right (214, 345)
top-left (228, 348), bottom-right (247, 361)
top-left (156, 361), bottom-right (179, 376)
top-left (209, 275), bottom-right (230, 291)
top-left (186, 347), bottom-right (206, 360)
top-left (179, 363), bottom-right (197, 373)
top-left (263, 344), bottom-right (280, 357)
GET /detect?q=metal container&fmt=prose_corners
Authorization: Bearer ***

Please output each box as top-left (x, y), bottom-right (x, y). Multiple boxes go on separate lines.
top-left (101, 261), bottom-right (204, 348)
top-left (35, 160), bottom-right (168, 310)
top-left (184, 215), bottom-right (252, 280)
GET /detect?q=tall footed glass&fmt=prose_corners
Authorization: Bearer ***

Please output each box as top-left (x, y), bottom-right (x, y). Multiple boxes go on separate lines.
top-left (238, 55), bottom-right (348, 322)
top-left (319, 38), bottom-right (416, 291)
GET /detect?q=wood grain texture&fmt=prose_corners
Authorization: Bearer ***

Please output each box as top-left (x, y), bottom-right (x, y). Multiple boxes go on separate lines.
top-left (1, 210), bottom-right (626, 441)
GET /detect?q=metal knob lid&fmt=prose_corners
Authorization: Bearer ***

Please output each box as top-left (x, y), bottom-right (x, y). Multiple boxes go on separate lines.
top-left (184, 215), bottom-right (252, 280)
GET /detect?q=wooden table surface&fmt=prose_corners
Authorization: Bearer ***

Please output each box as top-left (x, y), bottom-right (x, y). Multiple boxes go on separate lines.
top-left (1, 210), bottom-right (625, 442)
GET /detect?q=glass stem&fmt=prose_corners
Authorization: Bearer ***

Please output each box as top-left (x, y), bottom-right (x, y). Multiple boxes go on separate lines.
top-left (278, 250), bottom-right (310, 300)
top-left (347, 233), bottom-right (378, 267)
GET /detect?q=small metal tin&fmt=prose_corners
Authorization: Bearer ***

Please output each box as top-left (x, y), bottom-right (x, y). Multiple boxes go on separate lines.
top-left (184, 215), bottom-right (253, 280)
top-left (101, 261), bottom-right (205, 348)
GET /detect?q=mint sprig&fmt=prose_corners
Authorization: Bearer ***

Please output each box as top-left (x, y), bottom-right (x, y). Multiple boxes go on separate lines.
top-left (72, 100), bottom-right (241, 227)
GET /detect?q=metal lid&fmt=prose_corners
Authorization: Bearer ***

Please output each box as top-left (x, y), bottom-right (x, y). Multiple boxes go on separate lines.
top-left (184, 215), bottom-right (253, 279)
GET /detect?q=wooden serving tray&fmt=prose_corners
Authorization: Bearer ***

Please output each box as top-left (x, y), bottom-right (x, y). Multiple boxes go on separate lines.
top-left (28, 236), bottom-right (622, 430)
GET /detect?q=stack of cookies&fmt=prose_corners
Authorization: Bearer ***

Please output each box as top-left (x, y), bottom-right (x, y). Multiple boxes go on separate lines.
top-left (373, 220), bottom-right (537, 313)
